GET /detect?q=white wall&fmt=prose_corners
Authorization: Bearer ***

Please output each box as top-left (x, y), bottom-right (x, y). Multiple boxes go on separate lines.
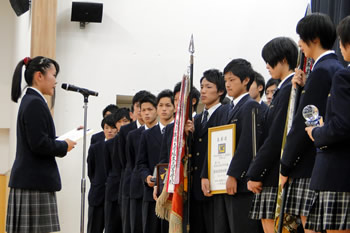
top-left (1, 0), bottom-right (310, 232)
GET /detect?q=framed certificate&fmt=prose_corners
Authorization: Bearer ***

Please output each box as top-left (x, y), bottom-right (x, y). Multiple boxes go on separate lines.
top-left (208, 124), bottom-right (236, 194)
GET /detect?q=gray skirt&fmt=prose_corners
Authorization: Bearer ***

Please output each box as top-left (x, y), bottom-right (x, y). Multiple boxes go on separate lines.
top-left (305, 191), bottom-right (350, 231)
top-left (6, 188), bottom-right (60, 233)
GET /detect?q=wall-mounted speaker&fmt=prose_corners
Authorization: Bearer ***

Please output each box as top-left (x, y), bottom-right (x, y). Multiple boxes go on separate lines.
top-left (71, 2), bottom-right (103, 28)
top-left (9, 0), bottom-right (30, 16)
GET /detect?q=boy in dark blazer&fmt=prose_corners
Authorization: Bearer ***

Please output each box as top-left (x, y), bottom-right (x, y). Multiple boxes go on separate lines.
top-left (249, 71), bottom-right (268, 116)
top-left (129, 93), bottom-right (158, 233)
top-left (188, 69), bottom-right (226, 233)
top-left (246, 37), bottom-right (298, 233)
top-left (117, 91), bottom-right (149, 233)
top-left (304, 15), bottom-right (350, 233)
top-left (201, 59), bottom-right (262, 233)
top-left (104, 108), bottom-right (131, 233)
top-left (137, 89), bottom-right (175, 233)
top-left (87, 114), bottom-right (117, 233)
top-left (279, 13), bottom-right (343, 232)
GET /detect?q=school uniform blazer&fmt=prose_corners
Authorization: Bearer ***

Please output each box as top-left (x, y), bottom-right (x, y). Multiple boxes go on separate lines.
top-left (281, 53), bottom-right (343, 178)
top-left (246, 75), bottom-right (293, 187)
top-left (192, 105), bottom-right (223, 201)
top-left (118, 121), bottom-right (137, 198)
top-left (91, 131), bottom-right (105, 145)
top-left (219, 95), bottom-right (261, 193)
top-left (158, 123), bottom-right (174, 164)
top-left (310, 67), bottom-right (350, 192)
top-left (127, 126), bottom-right (145, 199)
top-left (260, 101), bottom-right (269, 120)
top-left (105, 136), bottom-right (122, 202)
top-left (137, 124), bottom-right (163, 202)
top-left (87, 140), bottom-right (107, 206)
top-left (9, 88), bottom-right (68, 192)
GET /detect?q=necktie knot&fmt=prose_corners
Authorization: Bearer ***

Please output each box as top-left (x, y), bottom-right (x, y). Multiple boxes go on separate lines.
top-left (161, 127), bottom-right (165, 134)
top-left (202, 110), bottom-right (209, 129)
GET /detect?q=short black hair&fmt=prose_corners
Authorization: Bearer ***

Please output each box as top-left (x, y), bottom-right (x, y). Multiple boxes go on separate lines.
top-left (296, 13), bottom-right (336, 50)
top-left (223, 58), bottom-right (255, 91)
top-left (265, 78), bottom-right (280, 92)
top-left (191, 87), bottom-right (200, 112)
top-left (101, 114), bottom-right (116, 129)
top-left (132, 90), bottom-right (151, 106)
top-left (200, 69), bottom-right (227, 102)
top-left (253, 71), bottom-right (265, 98)
top-left (113, 108), bottom-right (131, 122)
top-left (102, 104), bottom-right (118, 117)
top-left (262, 37), bottom-right (298, 70)
top-left (157, 89), bottom-right (174, 106)
top-left (337, 15), bottom-right (350, 47)
top-left (140, 93), bottom-right (157, 109)
top-left (173, 82), bottom-right (181, 96)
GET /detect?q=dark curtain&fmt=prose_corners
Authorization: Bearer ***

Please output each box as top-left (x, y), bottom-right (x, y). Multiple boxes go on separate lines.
top-left (311, 0), bottom-right (350, 66)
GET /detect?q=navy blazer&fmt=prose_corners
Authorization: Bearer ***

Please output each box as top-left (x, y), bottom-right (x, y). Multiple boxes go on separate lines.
top-left (137, 124), bottom-right (163, 202)
top-left (310, 67), bottom-right (350, 192)
top-left (87, 140), bottom-right (107, 206)
top-left (281, 53), bottom-right (343, 178)
top-left (191, 105), bottom-right (223, 201)
top-left (159, 123), bottom-right (174, 164)
top-left (9, 88), bottom-right (68, 192)
top-left (247, 75), bottom-right (293, 187)
top-left (126, 126), bottom-right (145, 199)
top-left (215, 94), bottom-right (262, 193)
top-left (90, 131), bottom-right (105, 145)
top-left (105, 136), bottom-right (122, 202)
top-left (118, 121), bottom-right (137, 199)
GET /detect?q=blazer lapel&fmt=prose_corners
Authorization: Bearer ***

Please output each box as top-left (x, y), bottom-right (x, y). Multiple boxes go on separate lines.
top-left (227, 95), bottom-right (249, 124)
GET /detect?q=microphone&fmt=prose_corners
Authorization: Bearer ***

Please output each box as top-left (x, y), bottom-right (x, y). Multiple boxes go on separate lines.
top-left (61, 83), bottom-right (98, 97)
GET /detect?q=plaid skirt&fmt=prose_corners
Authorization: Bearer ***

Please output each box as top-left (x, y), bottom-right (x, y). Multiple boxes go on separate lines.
top-left (305, 191), bottom-right (350, 231)
top-left (284, 178), bottom-right (315, 217)
top-left (6, 188), bottom-right (60, 233)
top-left (249, 186), bottom-right (278, 220)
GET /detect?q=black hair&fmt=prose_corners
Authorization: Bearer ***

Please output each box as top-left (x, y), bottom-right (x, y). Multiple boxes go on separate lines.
top-left (102, 104), bottom-right (119, 117)
top-left (253, 71), bottom-right (266, 98)
top-left (101, 114), bottom-right (117, 129)
top-left (11, 56), bottom-right (60, 103)
top-left (132, 90), bottom-right (151, 106)
top-left (157, 89), bottom-right (174, 106)
top-left (140, 93), bottom-right (157, 109)
top-left (200, 69), bottom-right (227, 102)
top-left (191, 86), bottom-right (200, 112)
top-left (337, 15), bottom-right (350, 47)
top-left (265, 78), bottom-right (280, 92)
top-left (262, 37), bottom-right (298, 70)
top-left (173, 82), bottom-right (181, 96)
top-left (296, 13), bottom-right (336, 50)
top-left (223, 58), bottom-right (255, 91)
top-left (113, 108), bottom-right (131, 122)
top-left (222, 97), bottom-right (231, 105)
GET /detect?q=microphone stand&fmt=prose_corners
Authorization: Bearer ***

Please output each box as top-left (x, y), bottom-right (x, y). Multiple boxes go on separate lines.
top-left (80, 94), bottom-right (89, 233)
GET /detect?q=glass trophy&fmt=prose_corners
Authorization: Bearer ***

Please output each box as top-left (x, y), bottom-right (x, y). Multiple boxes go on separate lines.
top-left (302, 105), bottom-right (320, 126)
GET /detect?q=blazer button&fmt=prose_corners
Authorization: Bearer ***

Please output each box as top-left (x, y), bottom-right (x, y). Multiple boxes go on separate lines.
top-left (194, 166), bottom-right (198, 170)
top-left (196, 152), bottom-right (200, 156)
top-left (199, 138), bottom-right (202, 142)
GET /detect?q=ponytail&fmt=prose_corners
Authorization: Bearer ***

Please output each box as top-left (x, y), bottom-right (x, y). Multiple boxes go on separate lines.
top-left (10, 56), bottom-right (60, 103)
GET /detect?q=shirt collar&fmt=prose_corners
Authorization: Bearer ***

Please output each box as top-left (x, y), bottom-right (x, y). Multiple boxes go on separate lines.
top-left (312, 50), bottom-right (335, 71)
top-left (277, 72), bottom-right (295, 89)
top-left (159, 122), bottom-right (165, 133)
top-left (233, 93), bottom-right (249, 107)
top-left (203, 102), bottom-right (221, 121)
top-left (28, 87), bottom-right (47, 103)
top-left (136, 120), bottom-right (143, 128)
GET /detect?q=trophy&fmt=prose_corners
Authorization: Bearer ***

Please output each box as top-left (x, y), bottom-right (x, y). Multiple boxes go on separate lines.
top-left (302, 105), bottom-right (321, 126)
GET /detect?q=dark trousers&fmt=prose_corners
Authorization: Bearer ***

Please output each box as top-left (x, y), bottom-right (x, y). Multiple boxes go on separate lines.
top-left (142, 201), bottom-right (161, 233)
top-left (213, 193), bottom-right (262, 233)
top-left (130, 198), bottom-right (143, 233)
top-left (87, 204), bottom-right (104, 233)
top-left (122, 195), bottom-right (131, 233)
top-left (190, 198), bottom-right (214, 233)
top-left (105, 199), bottom-right (122, 233)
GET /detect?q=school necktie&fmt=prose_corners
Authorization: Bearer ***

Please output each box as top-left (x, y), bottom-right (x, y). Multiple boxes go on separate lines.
top-left (161, 127), bottom-right (165, 134)
top-left (228, 101), bottom-right (235, 119)
top-left (202, 110), bottom-right (209, 129)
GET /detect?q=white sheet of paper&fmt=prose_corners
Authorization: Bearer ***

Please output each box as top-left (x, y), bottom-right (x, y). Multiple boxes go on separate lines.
top-left (56, 128), bottom-right (94, 142)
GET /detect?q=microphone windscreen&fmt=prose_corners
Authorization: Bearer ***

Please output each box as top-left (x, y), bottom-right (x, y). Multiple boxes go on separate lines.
top-left (61, 83), bottom-right (68, 90)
